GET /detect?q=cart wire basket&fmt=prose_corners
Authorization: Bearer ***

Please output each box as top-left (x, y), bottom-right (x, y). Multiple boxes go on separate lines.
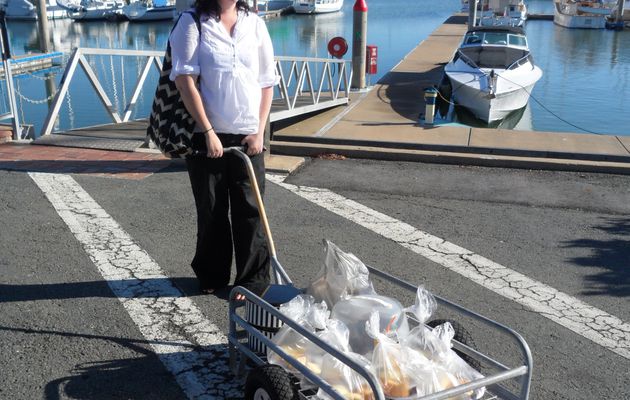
top-left (225, 147), bottom-right (533, 400)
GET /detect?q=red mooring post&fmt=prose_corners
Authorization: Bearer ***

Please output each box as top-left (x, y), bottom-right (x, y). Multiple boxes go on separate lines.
top-left (351, 0), bottom-right (368, 89)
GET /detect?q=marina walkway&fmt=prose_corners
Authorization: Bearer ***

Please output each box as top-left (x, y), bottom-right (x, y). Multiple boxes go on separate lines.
top-left (4, 14), bottom-right (630, 175)
top-left (272, 14), bottom-right (630, 175)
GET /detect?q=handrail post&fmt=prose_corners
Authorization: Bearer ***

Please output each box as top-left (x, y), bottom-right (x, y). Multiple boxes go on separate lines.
top-left (40, 48), bottom-right (82, 136)
top-left (0, 11), bottom-right (22, 140)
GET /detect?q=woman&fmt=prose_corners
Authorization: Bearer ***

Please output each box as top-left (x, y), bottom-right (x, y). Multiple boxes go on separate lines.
top-left (169, 0), bottom-right (278, 298)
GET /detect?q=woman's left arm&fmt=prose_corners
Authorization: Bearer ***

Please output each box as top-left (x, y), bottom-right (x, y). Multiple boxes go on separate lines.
top-left (242, 18), bottom-right (279, 156)
top-left (242, 86), bottom-right (273, 155)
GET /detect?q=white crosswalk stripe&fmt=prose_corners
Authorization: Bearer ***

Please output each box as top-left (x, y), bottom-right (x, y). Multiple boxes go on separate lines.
top-left (30, 172), bottom-right (242, 400)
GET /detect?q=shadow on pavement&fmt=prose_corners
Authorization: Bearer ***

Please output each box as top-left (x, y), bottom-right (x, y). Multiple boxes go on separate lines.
top-left (1, 326), bottom-right (241, 400)
top-left (0, 277), bottom-right (207, 302)
top-left (563, 217), bottom-right (630, 297)
top-left (0, 160), bottom-right (186, 176)
top-left (379, 66), bottom-right (447, 123)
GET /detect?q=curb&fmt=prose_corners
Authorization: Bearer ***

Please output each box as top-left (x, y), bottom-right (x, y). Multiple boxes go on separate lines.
top-left (270, 141), bottom-right (630, 175)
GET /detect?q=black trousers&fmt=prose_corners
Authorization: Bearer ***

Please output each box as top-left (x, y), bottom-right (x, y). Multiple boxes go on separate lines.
top-left (186, 133), bottom-right (270, 291)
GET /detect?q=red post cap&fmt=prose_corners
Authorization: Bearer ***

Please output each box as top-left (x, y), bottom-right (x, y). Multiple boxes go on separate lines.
top-left (353, 0), bottom-right (367, 12)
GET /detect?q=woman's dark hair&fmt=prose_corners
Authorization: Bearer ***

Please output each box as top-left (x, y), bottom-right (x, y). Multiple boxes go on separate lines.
top-left (194, 0), bottom-right (250, 19)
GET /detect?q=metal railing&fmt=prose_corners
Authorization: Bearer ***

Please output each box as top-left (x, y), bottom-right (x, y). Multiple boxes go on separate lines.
top-left (40, 47), bottom-right (352, 136)
top-left (271, 55), bottom-right (352, 122)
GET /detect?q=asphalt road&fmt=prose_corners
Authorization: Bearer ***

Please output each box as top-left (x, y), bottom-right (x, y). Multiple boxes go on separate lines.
top-left (1, 157), bottom-right (628, 400)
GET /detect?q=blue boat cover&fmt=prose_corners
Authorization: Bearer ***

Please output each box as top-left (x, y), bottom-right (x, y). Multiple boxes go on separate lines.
top-left (153, 0), bottom-right (168, 7)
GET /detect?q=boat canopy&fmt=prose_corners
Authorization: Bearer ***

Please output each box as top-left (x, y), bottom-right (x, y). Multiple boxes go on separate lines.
top-left (462, 30), bottom-right (527, 48)
top-left (458, 46), bottom-right (531, 69)
top-left (465, 25), bottom-right (525, 35)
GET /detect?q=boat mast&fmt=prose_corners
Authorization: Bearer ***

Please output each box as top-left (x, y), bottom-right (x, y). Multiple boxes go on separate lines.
top-left (468, 0), bottom-right (478, 29)
top-left (35, 0), bottom-right (51, 52)
top-left (615, 0), bottom-right (624, 23)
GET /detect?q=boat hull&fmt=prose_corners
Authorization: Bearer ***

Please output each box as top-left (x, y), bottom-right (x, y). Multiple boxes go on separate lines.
top-left (256, 0), bottom-right (293, 11)
top-left (293, 0), bottom-right (343, 14)
top-left (553, 1), bottom-right (608, 29)
top-left (124, 5), bottom-right (176, 20)
top-left (446, 71), bottom-right (540, 123)
top-left (5, 0), bottom-right (69, 19)
top-left (69, 9), bottom-right (116, 20)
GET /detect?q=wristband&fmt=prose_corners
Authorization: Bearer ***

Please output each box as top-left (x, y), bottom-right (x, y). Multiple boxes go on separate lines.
top-left (202, 127), bottom-right (214, 134)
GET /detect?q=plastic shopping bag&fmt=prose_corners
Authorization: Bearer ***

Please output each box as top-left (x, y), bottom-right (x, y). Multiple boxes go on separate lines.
top-left (401, 321), bottom-right (486, 399)
top-left (404, 285), bottom-right (437, 325)
top-left (316, 352), bottom-right (376, 400)
top-left (267, 294), bottom-right (329, 372)
top-left (366, 312), bottom-right (424, 398)
top-left (307, 240), bottom-right (375, 308)
top-left (332, 294), bottom-right (409, 356)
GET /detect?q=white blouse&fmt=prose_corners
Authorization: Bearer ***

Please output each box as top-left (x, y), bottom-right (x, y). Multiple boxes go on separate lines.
top-left (169, 10), bottom-right (279, 135)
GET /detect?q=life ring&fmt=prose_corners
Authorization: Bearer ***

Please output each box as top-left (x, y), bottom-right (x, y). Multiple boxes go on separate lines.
top-left (327, 37), bottom-right (348, 59)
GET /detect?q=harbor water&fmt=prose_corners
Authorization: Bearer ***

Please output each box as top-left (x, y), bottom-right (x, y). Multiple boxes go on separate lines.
top-left (2, 0), bottom-right (630, 137)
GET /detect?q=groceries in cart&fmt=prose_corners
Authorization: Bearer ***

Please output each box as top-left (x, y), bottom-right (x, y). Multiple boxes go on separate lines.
top-left (307, 240), bottom-right (376, 308)
top-left (331, 294), bottom-right (409, 355)
top-left (267, 294), bottom-right (370, 377)
top-left (267, 240), bottom-right (485, 399)
top-left (317, 352), bottom-right (376, 400)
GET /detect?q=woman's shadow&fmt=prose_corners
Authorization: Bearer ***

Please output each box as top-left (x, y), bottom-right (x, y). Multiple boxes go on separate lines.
top-left (18, 325), bottom-right (247, 400)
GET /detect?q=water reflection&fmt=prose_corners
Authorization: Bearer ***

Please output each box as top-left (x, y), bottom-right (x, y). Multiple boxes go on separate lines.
top-left (5, 0), bottom-right (630, 136)
top-left (453, 104), bottom-right (533, 131)
top-left (7, 19), bottom-right (172, 54)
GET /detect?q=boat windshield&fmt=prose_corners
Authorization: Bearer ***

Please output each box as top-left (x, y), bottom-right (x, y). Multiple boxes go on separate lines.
top-left (463, 32), bottom-right (527, 48)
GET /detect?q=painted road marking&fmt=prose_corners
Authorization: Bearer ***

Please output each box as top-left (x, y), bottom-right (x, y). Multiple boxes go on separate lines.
top-left (29, 172), bottom-right (241, 400)
top-left (267, 174), bottom-right (630, 360)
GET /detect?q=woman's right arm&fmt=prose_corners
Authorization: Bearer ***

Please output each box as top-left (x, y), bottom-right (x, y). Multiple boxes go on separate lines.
top-left (170, 13), bottom-right (223, 158)
top-left (174, 75), bottom-right (223, 158)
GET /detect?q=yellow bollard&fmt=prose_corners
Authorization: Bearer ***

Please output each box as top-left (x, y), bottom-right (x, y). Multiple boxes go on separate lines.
top-left (424, 87), bottom-right (438, 126)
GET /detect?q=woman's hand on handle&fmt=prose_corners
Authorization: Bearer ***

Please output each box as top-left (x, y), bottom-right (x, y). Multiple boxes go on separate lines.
top-left (240, 133), bottom-right (264, 156)
top-left (205, 131), bottom-right (223, 158)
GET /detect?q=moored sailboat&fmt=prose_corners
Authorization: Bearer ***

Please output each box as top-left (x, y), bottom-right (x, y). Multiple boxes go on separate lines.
top-left (57, 0), bottom-right (125, 21)
top-left (5, 0), bottom-right (69, 19)
top-left (553, 0), bottom-right (615, 29)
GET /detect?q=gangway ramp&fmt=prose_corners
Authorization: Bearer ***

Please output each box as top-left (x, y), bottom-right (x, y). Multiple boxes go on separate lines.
top-left (35, 48), bottom-right (352, 152)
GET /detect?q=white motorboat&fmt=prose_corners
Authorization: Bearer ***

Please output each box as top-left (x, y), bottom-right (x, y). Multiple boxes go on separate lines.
top-left (477, 0), bottom-right (528, 27)
top-left (293, 0), bottom-right (343, 14)
top-left (57, 0), bottom-right (125, 20)
top-left (444, 26), bottom-right (543, 123)
top-left (553, 0), bottom-right (614, 28)
top-left (5, 0), bottom-right (69, 19)
top-left (254, 0), bottom-right (293, 11)
top-left (122, 0), bottom-right (176, 21)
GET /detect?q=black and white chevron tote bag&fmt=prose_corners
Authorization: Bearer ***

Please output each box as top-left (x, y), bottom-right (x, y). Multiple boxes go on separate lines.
top-left (146, 11), bottom-right (201, 158)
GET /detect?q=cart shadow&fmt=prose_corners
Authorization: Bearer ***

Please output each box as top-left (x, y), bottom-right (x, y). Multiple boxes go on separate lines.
top-left (0, 326), bottom-right (244, 400)
top-left (562, 217), bottom-right (630, 297)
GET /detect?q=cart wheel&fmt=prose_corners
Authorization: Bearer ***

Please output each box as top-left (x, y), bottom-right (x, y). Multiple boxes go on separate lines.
top-left (244, 364), bottom-right (298, 400)
top-left (428, 319), bottom-right (483, 372)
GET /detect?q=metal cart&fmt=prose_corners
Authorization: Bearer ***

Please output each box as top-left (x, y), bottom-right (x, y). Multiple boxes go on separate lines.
top-left (225, 147), bottom-right (533, 400)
